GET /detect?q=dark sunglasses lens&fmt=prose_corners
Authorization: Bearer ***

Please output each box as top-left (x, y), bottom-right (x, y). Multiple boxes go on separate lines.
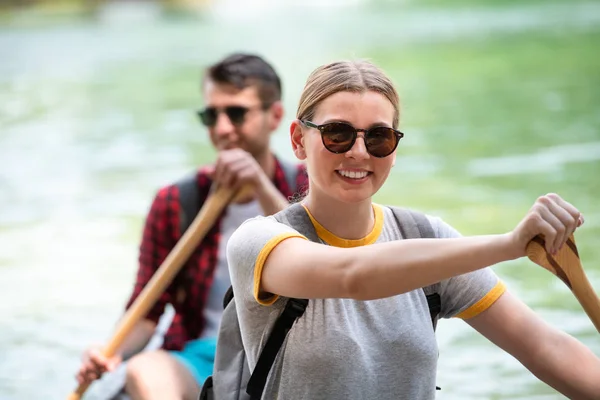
top-left (321, 123), bottom-right (356, 153)
top-left (198, 108), bottom-right (217, 127)
top-left (225, 106), bottom-right (248, 125)
top-left (365, 127), bottom-right (398, 157)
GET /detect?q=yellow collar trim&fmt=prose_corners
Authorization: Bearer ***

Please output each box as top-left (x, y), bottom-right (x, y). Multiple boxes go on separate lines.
top-left (301, 203), bottom-right (383, 248)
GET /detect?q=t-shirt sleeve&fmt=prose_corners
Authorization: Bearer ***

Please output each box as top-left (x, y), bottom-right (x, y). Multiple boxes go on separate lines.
top-left (427, 215), bottom-right (507, 320)
top-left (226, 215), bottom-right (307, 307)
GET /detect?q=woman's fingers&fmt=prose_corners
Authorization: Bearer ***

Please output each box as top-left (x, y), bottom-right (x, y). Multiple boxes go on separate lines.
top-left (547, 193), bottom-right (581, 221)
top-left (540, 199), bottom-right (573, 252)
top-left (534, 193), bottom-right (582, 254)
top-left (536, 216), bottom-right (559, 254)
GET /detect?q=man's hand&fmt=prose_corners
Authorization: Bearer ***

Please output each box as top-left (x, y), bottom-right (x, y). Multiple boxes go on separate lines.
top-left (76, 346), bottom-right (122, 386)
top-left (210, 148), bottom-right (290, 214)
top-left (212, 148), bottom-right (266, 191)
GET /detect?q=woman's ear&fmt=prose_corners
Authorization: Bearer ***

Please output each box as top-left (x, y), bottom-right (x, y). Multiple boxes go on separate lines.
top-left (290, 120), bottom-right (306, 160)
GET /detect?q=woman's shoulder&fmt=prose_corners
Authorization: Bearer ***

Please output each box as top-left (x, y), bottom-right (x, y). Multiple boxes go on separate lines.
top-left (379, 204), bottom-right (462, 239)
top-left (229, 214), bottom-right (301, 249)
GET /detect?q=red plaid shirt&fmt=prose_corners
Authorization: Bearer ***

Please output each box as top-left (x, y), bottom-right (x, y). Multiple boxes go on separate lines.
top-left (125, 156), bottom-right (308, 351)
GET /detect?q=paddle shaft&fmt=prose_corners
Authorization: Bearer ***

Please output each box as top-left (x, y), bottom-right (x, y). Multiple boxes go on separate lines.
top-left (569, 266), bottom-right (600, 333)
top-left (68, 185), bottom-right (237, 400)
top-left (526, 235), bottom-right (600, 334)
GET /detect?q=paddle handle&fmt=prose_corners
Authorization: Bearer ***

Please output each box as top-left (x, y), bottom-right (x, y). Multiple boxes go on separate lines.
top-left (67, 384), bottom-right (89, 400)
top-left (67, 185), bottom-right (237, 400)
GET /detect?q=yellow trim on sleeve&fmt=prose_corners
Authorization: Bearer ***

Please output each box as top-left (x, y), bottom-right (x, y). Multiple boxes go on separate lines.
top-left (253, 232), bottom-right (307, 306)
top-left (455, 280), bottom-right (507, 320)
top-left (301, 203), bottom-right (383, 248)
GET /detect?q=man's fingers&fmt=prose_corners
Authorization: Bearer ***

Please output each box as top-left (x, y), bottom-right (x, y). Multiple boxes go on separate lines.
top-left (214, 154), bottom-right (255, 189)
top-left (89, 349), bottom-right (108, 367)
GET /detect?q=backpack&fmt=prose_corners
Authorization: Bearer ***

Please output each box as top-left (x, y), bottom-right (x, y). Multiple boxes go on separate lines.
top-left (198, 203), bottom-right (442, 400)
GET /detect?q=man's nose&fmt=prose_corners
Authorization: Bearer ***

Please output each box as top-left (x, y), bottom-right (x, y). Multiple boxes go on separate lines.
top-left (213, 111), bottom-right (235, 136)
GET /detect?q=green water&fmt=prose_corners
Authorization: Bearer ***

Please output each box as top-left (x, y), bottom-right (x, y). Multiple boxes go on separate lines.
top-left (1, 1), bottom-right (599, 399)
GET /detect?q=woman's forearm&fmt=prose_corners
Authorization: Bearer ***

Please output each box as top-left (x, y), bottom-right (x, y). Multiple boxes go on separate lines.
top-left (345, 233), bottom-right (516, 300)
top-left (525, 329), bottom-right (600, 399)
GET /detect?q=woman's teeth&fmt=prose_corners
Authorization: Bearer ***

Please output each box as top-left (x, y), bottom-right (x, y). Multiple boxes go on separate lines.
top-left (337, 170), bottom-right (368, 179)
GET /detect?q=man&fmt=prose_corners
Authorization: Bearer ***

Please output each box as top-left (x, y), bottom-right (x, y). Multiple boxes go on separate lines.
top-left (76, 53), bottom-right (307, 400)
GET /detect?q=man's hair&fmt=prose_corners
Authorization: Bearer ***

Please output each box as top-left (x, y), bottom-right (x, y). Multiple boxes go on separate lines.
top-left (204, 53), bottom-right (282, 107)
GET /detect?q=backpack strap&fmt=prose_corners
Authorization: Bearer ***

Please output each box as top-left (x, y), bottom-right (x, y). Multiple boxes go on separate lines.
top-left (175, 173), bottom-right (200, 235)
top-left (389, 207), bottom-right (442, 331)
top-left (246, 298), bottom-right (308, 400)
top-left (244, 204), bottom-right (316, 399)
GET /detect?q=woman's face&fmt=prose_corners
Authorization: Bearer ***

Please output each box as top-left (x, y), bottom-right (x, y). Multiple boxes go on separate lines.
top-left (292, 90), bottom-right (397, 204)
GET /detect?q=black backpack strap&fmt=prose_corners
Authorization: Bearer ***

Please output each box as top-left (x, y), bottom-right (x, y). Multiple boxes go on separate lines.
top-left (243, 205), bottom-right (316, 399)
top-left (176, 173), bottom-right (201, 235)
top-left (222, 285), bottom-right (234, 310)
top-left (246, 298), bottom-right (308, 400)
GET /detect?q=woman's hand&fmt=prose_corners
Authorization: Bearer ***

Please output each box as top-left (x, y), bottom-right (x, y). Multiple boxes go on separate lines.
top-left (508, 193), bottom-right (584, 258)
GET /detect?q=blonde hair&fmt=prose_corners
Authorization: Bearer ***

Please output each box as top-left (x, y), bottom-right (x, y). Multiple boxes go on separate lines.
top-left (296, 60), bottom-right (400, 128)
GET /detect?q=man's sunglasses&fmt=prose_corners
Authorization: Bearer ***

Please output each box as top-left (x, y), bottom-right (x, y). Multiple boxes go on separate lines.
top-left (197, 105), bottom-right (262, 127)
top-left (301, 120), bottom-right (404, 158)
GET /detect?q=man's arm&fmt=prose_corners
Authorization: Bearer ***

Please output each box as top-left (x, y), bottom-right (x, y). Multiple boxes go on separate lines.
top-left (467, 290), bottom-right (600, 399)
top-left (255, 171), bottom-right (291, 215)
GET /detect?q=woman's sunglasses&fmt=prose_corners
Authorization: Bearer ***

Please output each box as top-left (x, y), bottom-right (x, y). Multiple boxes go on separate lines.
top-left (301, 120), bottom-right (404, 158)
top-left (197, 105), bottom-right (260, 127)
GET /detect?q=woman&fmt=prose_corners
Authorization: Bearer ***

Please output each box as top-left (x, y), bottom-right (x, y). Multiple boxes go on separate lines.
top-left (226, 60), bottom-right (600, 399)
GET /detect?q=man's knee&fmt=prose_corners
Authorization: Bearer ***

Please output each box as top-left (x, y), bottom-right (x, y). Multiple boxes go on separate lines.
top-left (125, 351), bottom-right (173, 398)
top-left (125, 353), bottom-right (154, 397)
top-left (124, 351), bottom-right (197, 400)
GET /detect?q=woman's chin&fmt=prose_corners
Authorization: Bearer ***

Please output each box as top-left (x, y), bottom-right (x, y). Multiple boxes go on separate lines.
top-left (333, 186), bottom-right (375, 204)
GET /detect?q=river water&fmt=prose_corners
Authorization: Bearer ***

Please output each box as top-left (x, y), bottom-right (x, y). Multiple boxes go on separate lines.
top-left (1, 1), bottom-right (599, 399)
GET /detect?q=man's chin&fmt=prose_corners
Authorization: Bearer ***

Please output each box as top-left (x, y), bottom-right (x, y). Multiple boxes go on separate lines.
top-left (218, 144), bottom-right (238, 151)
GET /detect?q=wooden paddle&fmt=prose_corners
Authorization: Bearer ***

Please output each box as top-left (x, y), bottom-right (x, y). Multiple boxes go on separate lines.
top-left (526, 234), bottom-right (600, 334)
top-left (68, 183), bottom-right (245, 400)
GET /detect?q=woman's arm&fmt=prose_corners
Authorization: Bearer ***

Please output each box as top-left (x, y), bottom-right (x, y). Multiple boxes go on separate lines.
top-left (261, 233), bottom-right (515, 301)
top-left (467, 291), bottom-right (600, 399)
top-left (258, 193), bottom-right (582, 301)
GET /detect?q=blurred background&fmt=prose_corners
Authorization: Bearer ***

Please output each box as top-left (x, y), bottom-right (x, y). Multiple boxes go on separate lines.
top-left (1, 0), bottom-right (599, 398)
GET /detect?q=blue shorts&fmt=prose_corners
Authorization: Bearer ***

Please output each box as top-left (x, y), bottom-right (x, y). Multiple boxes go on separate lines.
top-left (169, 337), bottom-right (217, 386)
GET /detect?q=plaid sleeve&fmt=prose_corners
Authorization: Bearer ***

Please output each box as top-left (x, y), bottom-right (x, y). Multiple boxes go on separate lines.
top-left (125, 185), bottom-right (179, 323)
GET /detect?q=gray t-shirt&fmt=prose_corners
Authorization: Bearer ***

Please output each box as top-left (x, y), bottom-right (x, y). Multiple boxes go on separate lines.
top-left (226, 203), bottom-right (506, 400)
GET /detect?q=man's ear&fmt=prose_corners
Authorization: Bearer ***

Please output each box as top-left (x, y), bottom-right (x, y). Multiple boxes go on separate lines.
top-left (267, 101), bottom-right (284, 131)
top-left (290, 120), bottom-right (306, 160)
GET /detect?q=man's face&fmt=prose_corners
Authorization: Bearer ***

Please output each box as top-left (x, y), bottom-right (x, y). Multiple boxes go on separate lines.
top-left (201, 80), bottom-right (281, 157)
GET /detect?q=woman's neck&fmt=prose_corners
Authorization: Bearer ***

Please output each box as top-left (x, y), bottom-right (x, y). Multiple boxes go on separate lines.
top-left (303, 189), bottom-right (374, 240)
